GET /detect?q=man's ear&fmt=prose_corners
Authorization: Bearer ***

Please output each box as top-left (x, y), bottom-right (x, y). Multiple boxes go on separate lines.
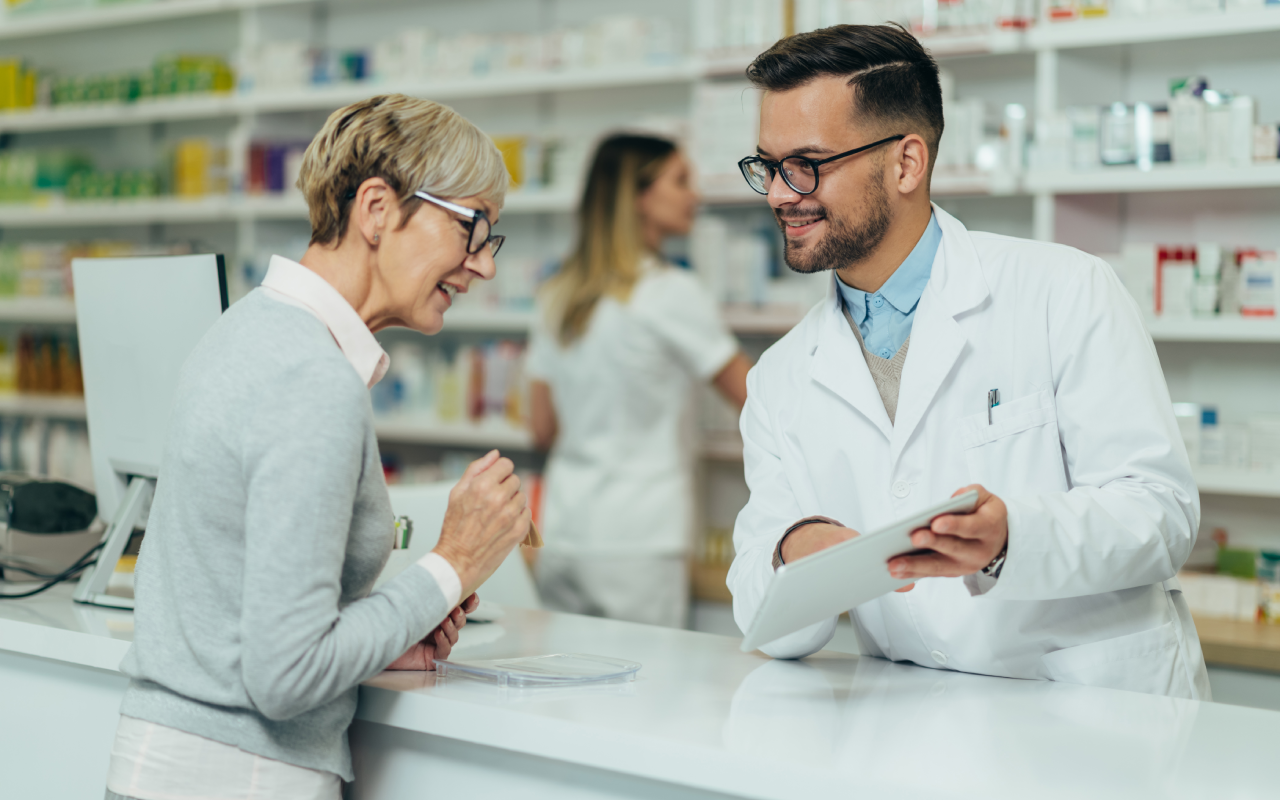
top-left (894, 134), bottom-right (930, 196)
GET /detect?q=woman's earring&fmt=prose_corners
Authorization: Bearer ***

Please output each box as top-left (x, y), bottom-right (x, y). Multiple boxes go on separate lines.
top-left (373, 233), bottom-right (380, 244)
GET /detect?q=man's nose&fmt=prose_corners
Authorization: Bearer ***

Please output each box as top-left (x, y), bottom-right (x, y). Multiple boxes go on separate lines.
top-left (766, 171), bottom-right (801, 209)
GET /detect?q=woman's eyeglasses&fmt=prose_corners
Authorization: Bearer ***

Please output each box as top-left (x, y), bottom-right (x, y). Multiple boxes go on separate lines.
top-left (413, 191), bottom-right (505, 258)
top-left (737, 135), bottom-right (905, 196)
top-left (342, 188), bottom-right (505, 257)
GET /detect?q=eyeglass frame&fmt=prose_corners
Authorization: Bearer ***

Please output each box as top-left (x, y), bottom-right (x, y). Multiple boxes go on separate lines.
top-left (737, 134), bottom-right (906, 196)
top-left (341, 186), bottom-right (505, 257)
top-left (413, 190), bottom-right (505, 258)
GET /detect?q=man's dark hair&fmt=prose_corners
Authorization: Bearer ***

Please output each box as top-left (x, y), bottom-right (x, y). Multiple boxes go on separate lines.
top-left (746, 24), bottom-right (944, 186)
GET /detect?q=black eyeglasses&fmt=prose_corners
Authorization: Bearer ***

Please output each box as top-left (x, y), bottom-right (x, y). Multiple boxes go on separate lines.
top-left (342, 188), bottom-right (505, 257)
top-left (413, 191), bottom-right (505, 258)
top-left (738, 135), bottom-right (906, 196)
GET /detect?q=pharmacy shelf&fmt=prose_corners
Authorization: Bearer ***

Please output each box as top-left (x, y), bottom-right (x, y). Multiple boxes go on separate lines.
top-left (0, 196), bottom-right (244, 227)
top-left (0, 297), bottom-right (77, 324)
top-left (0, 394), bottom-right (86, 419)
top-left (0, 63), bottom-right (702, 134)
top-left (0, 0), bottom-right (312, 40)
top-left (1027, 7), bottom-right (1280, 51)
top-left (373, 416), bottom-right (533, 450)
top-left (0, 189), bottom-right (579, 227)
top-left (1146, 318), bottom-right (1280, 343)
top-left (1193, 615), bottom-right (1280, 673)
top-left (0, 94), bottom-right (241, 134)
top-left (916, 29), bottom-right (1025, 58)
top-left (440, 308), bottom-right (535, 334)
top-left (1024, 163), bottom-right (1280, 195)
top-left (1194, 466), bottom-right (1280, 499)
top-left (722, 304), bottom-right (806, 336)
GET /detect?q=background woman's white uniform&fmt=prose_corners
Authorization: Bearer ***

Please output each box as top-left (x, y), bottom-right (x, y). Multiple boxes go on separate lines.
top-left (526, 256), bottom-right (738, 627)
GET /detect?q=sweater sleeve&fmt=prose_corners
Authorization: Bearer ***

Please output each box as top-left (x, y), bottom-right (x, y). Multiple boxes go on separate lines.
top-left (238, 360), bottom-right (451, 722)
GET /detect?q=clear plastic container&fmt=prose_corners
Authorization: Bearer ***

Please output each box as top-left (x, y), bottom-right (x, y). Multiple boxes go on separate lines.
top-left (434, 653), bottom-right (641, 688)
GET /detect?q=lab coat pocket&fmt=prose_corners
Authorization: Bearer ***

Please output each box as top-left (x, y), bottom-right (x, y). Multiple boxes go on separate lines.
top-left (958, 389), bottom-right (1066, 493)
top-left (1040, 622), bottom-right (1183, 696)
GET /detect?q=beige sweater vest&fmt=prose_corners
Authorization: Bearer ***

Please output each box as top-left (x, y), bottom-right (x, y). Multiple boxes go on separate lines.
top-left (841, 304), bottom-right (909, 425)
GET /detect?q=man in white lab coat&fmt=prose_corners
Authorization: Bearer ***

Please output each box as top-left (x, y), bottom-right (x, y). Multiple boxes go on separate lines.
top-left (728, 24), bottom-right (1210, 699)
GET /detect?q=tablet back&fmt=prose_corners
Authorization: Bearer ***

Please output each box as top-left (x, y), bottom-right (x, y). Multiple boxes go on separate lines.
top-left (740, 491), bottom-right (978, 652)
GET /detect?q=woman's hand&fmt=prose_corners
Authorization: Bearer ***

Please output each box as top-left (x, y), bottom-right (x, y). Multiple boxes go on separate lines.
top-left (433, 451), bottom-right (530, 598)
top-left (386, 593), bottom-right (480, 671)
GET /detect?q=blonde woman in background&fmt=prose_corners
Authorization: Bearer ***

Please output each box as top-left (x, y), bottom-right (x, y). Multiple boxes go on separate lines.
top-left (526, 134), bottom-right (750, 628)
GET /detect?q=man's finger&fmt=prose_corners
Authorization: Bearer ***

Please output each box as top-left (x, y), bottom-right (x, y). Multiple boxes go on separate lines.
top-left (888, 551), bottom-right (966, 580)
top-left (930, 507), bottom-right (994, 539)
top-left (910, 529), bottom-right (987, 560)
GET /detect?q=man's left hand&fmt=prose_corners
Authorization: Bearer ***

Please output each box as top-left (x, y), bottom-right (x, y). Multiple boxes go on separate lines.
top-left (887, 485), bottom-right (1007, 582)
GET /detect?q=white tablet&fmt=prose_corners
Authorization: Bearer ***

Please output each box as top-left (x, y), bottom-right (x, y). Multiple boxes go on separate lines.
top-left (740, 490), bottom-right (980, 653)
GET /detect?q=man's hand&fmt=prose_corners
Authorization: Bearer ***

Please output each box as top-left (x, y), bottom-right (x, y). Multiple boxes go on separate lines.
top-left (780, 522), bottom-right (858, 563)
top-left (783, 522), bottom-right (916, 593)
top-left (386, 593), bottom-right (481, 671)
top-left (887, 485), bottom-right (1007, 582)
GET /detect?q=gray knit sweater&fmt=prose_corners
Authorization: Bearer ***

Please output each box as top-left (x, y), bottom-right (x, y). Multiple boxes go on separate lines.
top-left (118, 290), bottom-right (449, 781)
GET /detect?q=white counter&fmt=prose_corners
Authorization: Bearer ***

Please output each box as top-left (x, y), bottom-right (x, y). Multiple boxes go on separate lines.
top-left (3, 584), bottom-right (1278, 800)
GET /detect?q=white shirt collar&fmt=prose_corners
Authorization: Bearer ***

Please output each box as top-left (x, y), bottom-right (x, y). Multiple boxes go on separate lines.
top-left (259, 255), bottom-right (390, 388)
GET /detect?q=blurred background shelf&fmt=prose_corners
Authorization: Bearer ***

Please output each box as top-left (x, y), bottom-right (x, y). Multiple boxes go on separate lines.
top-left (0, 297), bottom-right (77, 324)
top-left (0, 394), bottom-right (86, 419)
top-left (373, 417), bottom-right (533, 450)
top-left (1147, 318), bottom-right (1280, 343)
top-left (1194, 466), bottom-right (1280, 499)
top-left (440, 308), bottom-right (535, 333)
top-left (1194, 615), bottom-right (1280, 673)
top-left (1027, 7), bottom-right (1280, 50)
top-left (0, 0), bottom-right (313, 40)
top-left (1024, 163), bottom-right (1280, 195)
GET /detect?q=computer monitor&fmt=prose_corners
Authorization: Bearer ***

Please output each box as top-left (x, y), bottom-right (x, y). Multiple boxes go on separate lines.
top-left (71, 254), bottom-right (227, 607)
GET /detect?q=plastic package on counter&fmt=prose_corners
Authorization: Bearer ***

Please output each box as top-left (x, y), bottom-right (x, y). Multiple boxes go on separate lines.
top-left (434, 654), bottom-right (641, 688)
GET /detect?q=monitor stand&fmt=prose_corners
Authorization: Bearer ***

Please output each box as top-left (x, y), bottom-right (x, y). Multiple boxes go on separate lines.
top-left (73, 475), bottom-right (154, 610)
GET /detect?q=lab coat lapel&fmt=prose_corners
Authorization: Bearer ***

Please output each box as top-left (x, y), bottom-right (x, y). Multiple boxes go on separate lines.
top-left (890, 207), bottom-right (990, 463)
top-left (808, 277), bottom-right (893, 440)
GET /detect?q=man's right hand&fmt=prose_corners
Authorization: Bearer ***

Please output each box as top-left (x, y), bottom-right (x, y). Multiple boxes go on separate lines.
top-left (781, 522), bottom-right (915, 592)
top-left (432, 450), bottom-right (530, 598)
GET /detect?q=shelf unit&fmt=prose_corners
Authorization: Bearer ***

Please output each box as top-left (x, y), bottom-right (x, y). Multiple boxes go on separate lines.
top-left (0, 297), bottom-right (77, 324)
top-left (0, 0), bottom-right (312, 40)
top-left (0, 394), bottom-right (86, 419)
top-left (372, 416), bottom-right (533, 450)
top-left (1192, 614), bottom-right (1280, 674)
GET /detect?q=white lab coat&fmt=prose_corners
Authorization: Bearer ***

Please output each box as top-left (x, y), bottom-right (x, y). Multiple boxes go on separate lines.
top-left (729, 206), bottom-right (1210, 699)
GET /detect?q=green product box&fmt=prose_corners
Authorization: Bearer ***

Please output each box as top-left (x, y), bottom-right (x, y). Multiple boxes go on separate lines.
top-left (1218, 547), bottom-right (1258, 580)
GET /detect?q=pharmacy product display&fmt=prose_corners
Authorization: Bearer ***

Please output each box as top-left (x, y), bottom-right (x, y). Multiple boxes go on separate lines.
top-left (0, 242), bottom-right (194, 300)
top-left (0, 141), bottom-right (226, 203)
top-left (1171, 402), bottom-right (1280, 472)
top-left (244, 16), bottom-right (681, 93)
top-left (372, 339), bottom-right (530, 429)
top-left (1106, 242), bottom-right (1278, 320)
top-left (1180, 527), bottom-right (1280, 625)
top-left (1034, 78), bottom-right (1278, 173)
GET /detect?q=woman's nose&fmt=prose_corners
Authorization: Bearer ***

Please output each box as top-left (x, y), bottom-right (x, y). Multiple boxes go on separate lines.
top-left (465, 246), bottom-right (497, 281)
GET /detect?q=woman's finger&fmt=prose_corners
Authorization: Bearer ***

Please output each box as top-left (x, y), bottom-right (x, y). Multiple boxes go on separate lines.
top-left (433, 629), bottom-right (451, 662)
top-left (462, 592), bottom-right (480, 613)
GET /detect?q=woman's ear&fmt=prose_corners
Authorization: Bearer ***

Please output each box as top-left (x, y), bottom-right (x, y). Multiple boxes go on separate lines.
top-left (352, 177), bottom-right (395, 247)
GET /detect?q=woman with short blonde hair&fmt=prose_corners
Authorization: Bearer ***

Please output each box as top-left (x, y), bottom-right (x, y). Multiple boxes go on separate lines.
top-left (104, 95), bottom-right (530, 800)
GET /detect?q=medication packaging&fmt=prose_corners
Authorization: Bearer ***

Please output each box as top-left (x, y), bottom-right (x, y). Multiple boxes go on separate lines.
top-left (1239, 253), bottom-right (1278, 317)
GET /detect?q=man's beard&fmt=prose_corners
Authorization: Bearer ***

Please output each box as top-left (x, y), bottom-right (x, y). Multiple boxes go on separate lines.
top-left (777, 182), bottom-right (892, 275)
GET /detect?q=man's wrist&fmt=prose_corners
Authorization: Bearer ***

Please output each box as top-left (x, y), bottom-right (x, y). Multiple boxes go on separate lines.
top-left (981, 539), bottom-right (1008, 579)
top-left (773, 515), bottom-right (844, 570)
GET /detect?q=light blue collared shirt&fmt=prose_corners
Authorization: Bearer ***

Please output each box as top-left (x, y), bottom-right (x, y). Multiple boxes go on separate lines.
top-left (835, 213), bottom-right (941, 360)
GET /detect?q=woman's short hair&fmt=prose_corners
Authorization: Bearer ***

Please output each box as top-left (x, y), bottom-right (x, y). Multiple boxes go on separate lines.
top-left (298, 94), bottom-right (509, 246)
